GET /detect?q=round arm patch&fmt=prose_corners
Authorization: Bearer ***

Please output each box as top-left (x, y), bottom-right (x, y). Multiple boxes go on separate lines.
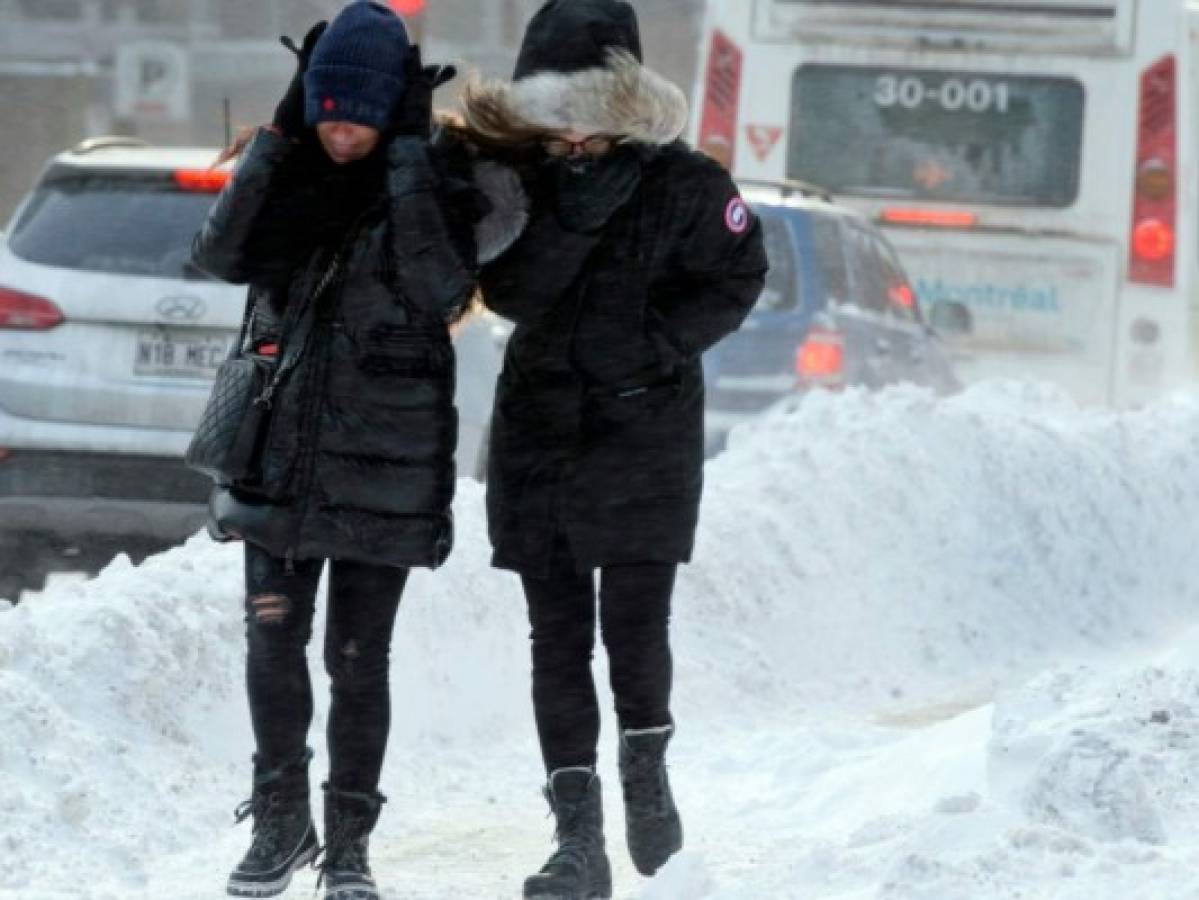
top-left (725, 196), bottom-right (750, 234)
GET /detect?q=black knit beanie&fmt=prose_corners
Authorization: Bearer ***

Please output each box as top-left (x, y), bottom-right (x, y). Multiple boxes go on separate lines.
top-left (513, 0), bottom-right (642, 80)
top-left (304, 1), bottom-right (411, 131)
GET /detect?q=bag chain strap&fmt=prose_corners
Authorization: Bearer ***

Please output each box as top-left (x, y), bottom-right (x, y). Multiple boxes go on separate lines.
top-left (255, 251), bottom-right (344, 410)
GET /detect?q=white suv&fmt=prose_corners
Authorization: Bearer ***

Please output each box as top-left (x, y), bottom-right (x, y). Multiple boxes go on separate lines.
top-left (0, 138), bottom-right (243, 598)
top-left (0, 137), bottom-right (498, 600)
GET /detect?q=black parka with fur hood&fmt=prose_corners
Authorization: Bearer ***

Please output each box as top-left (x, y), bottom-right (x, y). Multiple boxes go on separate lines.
top-left (193, 129), bottom-right (515, 569)
top-left (465, 0), bottom-right (769, 575)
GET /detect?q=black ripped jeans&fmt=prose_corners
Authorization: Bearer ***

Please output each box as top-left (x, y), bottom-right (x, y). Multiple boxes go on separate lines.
top-left (520, 541), bottom-right (677, 774)
top-left (243, 542), bottom-right (408, 793)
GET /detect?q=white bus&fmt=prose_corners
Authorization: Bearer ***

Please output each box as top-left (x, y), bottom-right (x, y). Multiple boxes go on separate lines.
top-left (694, 0), bottom-right (1199, 406)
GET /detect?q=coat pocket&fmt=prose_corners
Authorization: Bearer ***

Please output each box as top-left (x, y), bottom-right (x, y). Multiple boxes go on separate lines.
top-left (319, 401), bottom-right (457, 464)
top-left (586, 374), bottom-right (683, 428)
top-left (355, 324), bottom-right (452, 377)
top-left (316, 454), bottom-right (453, 516)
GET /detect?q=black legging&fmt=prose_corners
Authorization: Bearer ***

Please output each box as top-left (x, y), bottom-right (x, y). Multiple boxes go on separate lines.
top-left (243, 542), bottom-right (408, 793)
top-left (520, 541), bottom-right (677, 773)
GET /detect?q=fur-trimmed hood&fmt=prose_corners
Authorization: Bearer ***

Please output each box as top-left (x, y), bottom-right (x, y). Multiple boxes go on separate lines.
top-left (461, 49), bottom-right (689, 147)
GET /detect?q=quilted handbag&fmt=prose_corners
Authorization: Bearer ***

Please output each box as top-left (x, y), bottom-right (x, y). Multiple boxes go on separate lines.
top-left (186, 253), bottom-right (344, 486)
top-left (185, 352), bottom-right (274, 484)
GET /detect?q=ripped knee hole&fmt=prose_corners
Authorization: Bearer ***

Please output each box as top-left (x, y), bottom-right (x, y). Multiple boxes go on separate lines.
top-left (250, 593), bottom-right (292, 626)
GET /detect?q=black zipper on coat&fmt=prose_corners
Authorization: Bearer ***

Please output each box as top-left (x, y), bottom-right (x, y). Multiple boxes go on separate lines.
top-left (285, 315), bottom-right (334, 563)
top-left (278, 193), bottom-right (385, 562)
top-left (281, 230), bottom-right (357, 562)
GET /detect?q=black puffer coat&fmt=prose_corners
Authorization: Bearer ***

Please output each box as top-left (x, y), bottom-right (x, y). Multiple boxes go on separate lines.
top-left (481, 145), bottom-right (767, 575)
top-left (193, 129), bottom-right (483, 569)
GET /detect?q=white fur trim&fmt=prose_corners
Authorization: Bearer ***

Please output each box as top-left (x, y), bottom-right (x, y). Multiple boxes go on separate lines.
top-left (472, 160), bottom-right (529, 264)
top-left (466, 49), bottom-right (689, 146)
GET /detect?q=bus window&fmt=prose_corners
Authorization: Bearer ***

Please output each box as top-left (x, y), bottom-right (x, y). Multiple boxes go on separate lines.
top-left (755, 212), bottom-right (800, 313)
top-left (787, 65), bottom-right (1085, 207)
top-left (811, 216), bottom-right (850, 307)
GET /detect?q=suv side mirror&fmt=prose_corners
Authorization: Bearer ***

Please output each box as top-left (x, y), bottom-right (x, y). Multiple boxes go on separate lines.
top-left (928, 300), bottom-right (973, 337)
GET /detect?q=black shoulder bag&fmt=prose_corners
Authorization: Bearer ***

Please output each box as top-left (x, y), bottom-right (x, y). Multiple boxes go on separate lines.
top-left (186, 255), bottom-right (343, 485)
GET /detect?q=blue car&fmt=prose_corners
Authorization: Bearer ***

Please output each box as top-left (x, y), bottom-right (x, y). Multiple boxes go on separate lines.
top-left (704, 181), bottom-right (960, 454)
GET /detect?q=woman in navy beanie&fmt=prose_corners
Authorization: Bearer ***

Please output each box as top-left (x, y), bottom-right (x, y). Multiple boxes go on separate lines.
top-left (191, 3), bottom-right (524, 898)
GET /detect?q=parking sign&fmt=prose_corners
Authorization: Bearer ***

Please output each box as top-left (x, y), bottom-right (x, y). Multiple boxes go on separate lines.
top-left (115, 41), bottom-right (190, 122)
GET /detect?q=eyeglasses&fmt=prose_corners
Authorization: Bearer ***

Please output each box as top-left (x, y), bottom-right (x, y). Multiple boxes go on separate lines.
top-left (541, 134), bottom-right (617, 158)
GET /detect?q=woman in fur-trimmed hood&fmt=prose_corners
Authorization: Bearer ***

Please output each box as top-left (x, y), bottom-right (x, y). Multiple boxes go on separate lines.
top-left (459, 2), bottom-right (768, 898)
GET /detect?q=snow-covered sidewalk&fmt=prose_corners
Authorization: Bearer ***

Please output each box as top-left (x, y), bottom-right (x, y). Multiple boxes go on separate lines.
top-left (5, 382), bottom-right (1199, 899)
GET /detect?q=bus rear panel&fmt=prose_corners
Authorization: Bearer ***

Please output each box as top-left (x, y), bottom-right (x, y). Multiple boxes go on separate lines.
top-left (697, 0), bottom-right (1196, 406)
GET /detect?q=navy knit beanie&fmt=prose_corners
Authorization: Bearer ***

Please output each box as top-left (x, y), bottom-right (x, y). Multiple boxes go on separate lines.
top-left (304, 1), bottom-right (411, 130)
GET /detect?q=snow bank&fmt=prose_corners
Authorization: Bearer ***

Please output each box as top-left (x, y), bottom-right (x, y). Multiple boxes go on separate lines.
top-left (5, 380), bottom-right (1199, 898)
top-left (680, 381), bottom-right (1199, 711)
top-left (727, 636), bottom-right (1199, 900)
top-left (0, 480), bottom-right (536, 896)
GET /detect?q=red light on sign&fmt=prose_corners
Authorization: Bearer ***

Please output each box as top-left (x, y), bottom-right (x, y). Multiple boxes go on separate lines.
top-left (388, 0), bottom-right (426, 15)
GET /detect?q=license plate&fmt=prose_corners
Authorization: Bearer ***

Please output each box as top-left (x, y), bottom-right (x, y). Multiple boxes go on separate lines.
top-left (135, 329), bottom-right (235, 378)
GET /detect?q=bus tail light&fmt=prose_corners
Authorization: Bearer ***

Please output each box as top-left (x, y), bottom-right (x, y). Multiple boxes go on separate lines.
top-left (796, 325), bottom-right (845, 387)
top-left (697, 30), bottom-right (743, 171)
top-left (0, 287), bottom-right (64, 330)
top-left (1130, 55), bottom-right (1177, 287)
top-left (1133, 219), bottom-right (1174, 263)
top-left (880, 208), bottom-right (979, 229)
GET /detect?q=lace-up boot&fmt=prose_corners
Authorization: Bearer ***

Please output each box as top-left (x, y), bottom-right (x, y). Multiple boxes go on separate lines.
top-left (523, 767), bottom-right (612, 900)
top-left (619, 725), bottom-right (682, 876)
top-left (316, 784), bottom-right (386, 900)
top-left (227, 748), bottom-right (318, 897)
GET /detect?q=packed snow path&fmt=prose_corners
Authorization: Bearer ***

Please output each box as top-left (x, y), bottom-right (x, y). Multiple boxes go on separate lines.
top-left (5, 381), bottom-right (1199, 899)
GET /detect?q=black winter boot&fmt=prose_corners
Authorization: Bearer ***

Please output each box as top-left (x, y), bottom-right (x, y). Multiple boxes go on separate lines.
top-left (315, 783), bottom-right (386, 900)
top-left (523, 768), bottom-right (613, 900)
top-left (227, 749), bottom-right (318, 897)
top-left (619, 725), bottom-right (683, 876)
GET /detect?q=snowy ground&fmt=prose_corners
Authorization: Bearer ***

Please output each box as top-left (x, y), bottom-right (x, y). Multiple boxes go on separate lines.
top-left (5, 380), bottom-right (1199, 899)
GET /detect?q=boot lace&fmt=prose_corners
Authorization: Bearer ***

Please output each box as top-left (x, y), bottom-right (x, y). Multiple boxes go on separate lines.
top-left (313, 814), bottom-right (368, 891)
top-left (542, 796), bottom-right (591, 875)
top-left (233, 793), bottom-right (286, 861)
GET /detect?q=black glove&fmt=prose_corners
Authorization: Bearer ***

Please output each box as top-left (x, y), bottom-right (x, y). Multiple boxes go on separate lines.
top-left (273, 20), bottom-right (327, 136)
top-left (553, 147), bottom-right (643, 233)
top-left (391, 45), bottom-right (458, 139)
